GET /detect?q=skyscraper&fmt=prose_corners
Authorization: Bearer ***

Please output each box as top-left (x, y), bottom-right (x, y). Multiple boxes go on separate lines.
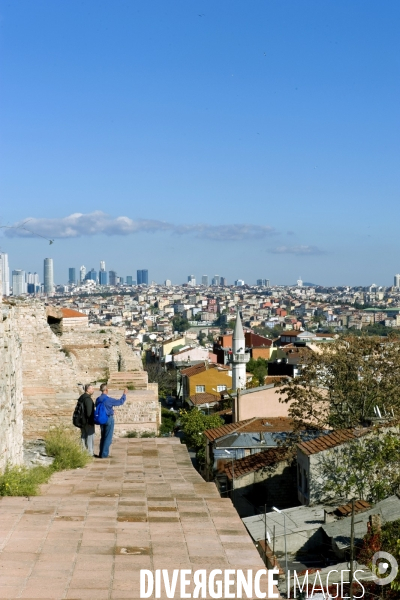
top-left (100, 260), bottom-right (106, 272)
top-left (165, 279), bottom-right (172, 287)
top-left (188, 275), bottom-right (196, 286)
top-left (0, 252), bottom-right (10, 296)
top-left (27, 272), bottom-right (40, 294)
top-left (220, 277), bottom-right (227, 286)
top-left (394, 274), bottom-right (400, 288)
top-left (99, 271), bottom-right (108, 285)
top-left (79, 265), bottom-right (86, 283)
top-left (201, 275), bottom-right (208, 286)
top-left (137, 270), bottom-right (148, 285)
top-left (109, 270), bottom-right (117, 286)
top-left (212, 275), bottom-right (219, 286)
top-left (44, 258), bottom-right (54, 294)
top-left (85, 268), bottom-right (97, 282)
top-left (12, 270), bottom-right (27, 295)
top-left (68, 268), bottom-right (76, 285)
top-left (126, 276), bottom-right (133, 285)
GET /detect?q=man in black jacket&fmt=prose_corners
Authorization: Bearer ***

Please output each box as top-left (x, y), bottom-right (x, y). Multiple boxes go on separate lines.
top-left (79, 384), bottom-right (95, 456)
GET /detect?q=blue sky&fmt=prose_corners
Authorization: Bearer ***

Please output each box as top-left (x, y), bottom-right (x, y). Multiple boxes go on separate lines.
top-left (1, 0), bottom-right (399, 286)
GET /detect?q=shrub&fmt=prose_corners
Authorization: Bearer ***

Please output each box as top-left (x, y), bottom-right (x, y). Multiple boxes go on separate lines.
top-left (140, 431), bottom-right (156, 438)
top-left (45, 427), bottom-right (91, 470)
top-left (0, 465), bottom-right (52, 497)
top-left (125, 430), bottom-right (138, 438)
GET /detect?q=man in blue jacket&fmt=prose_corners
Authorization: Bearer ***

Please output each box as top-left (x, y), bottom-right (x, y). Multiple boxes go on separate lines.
top-left (96, 383), bottom-right (128, 458)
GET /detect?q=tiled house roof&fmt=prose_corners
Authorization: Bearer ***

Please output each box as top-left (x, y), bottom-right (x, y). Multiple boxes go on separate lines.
top-left (297, 428), bottom-right (371, 456)
top-left (223, 447), bottom-right (289, 480)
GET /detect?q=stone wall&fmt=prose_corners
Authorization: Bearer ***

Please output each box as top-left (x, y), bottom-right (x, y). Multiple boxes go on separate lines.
top-left (61, 327), bottom-right (142, 384)
top-left (0, 302), bottom-right (24, 470)
top-left (109, 388), bottom-right (161, 436)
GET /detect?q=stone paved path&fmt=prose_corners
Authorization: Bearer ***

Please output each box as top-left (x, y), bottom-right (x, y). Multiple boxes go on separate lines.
top-left (0, 439), bottom-right (271, 599)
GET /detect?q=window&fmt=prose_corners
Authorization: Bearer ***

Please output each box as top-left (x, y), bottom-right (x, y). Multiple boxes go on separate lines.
top-left (195, 385), bottom-right (205, 393)
top-left (217, 385), bottom-right (227, 392)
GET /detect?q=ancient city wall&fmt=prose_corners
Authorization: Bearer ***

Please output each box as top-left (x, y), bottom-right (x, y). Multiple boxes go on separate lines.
top-left (0, 302), bottom-right (24, 470)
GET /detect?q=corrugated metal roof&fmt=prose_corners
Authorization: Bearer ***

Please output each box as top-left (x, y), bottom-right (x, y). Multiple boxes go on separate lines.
top-left (204, 417), bottom-right (295, 442)
top-left (243, 505), bottom-right (326, 541)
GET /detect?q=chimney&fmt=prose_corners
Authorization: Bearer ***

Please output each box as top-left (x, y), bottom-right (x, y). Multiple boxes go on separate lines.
top-left (369, 514), bottom-right (381, 532)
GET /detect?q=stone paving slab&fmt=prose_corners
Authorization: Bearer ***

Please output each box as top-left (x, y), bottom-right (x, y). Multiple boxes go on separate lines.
top-left (0, 439), bottom-right (276, 599)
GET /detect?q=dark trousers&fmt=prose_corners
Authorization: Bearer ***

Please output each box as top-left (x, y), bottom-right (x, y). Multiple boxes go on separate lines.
top-left (100, 415), bottom-right (114, 458)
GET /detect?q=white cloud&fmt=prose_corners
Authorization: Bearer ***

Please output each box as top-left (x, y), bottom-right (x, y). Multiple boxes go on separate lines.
top-left (3, 212), bottom-right (278, 242)
top-left (268, 245), bottom-right (326, 256)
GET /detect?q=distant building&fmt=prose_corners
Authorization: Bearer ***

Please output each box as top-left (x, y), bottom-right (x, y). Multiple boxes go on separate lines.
top-left (202, 275), bottom-right (209, 286)
top-left (44, 258), bottom-right (54, 294)
top-left (68, 268), bottom-right (76, 285)
top-left (235, 279), bottom-right (244, 286)
top-left (257, 279), bottom-right (269, 287)
top-left (119, 276), bottom-right (124, 285)
top-left (165, 279), bottom-right (172, 286)
top-left (220, 277), bottom-right (227, 286)
top-left (212, 275), bottom-right (219, 286)
top-left (99, 270), bottom-right (108, 285)
top-left (79, 265), bottom-right (86, 283)
top-left (137, 269), bottom-right (148, 285)
top-left (100, 260), bottom-right (106, 272)
top-left (0, 252), bottom-right (10, 296)
top-left (85, 268), bottom-right (97, 282)
top-left (27, 272), bottom-right (40, 294)
top-left (297, 277), bottom-right (303, 287)
top-left (109, 270), bottom-right (117, 286)
top-left (394, 274), bottom-right (400, 288)
top-left (126, 276), bottom-right (133, 285)
top-left (188, 275), bottom-right (196, 286)
top-left (12, 270), bottom-right (27, 295)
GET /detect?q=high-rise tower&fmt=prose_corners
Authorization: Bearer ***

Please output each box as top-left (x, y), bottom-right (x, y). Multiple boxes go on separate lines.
top-left (230, 309), bottom-right (249, 390)
top-left (44, 258), bottom-right (54, 294)
top-left (0, 253), bottom-right (10, 296)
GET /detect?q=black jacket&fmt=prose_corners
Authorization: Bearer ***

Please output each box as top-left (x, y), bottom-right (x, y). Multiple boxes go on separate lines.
top-left (78, 393), bottom-right (94, 427)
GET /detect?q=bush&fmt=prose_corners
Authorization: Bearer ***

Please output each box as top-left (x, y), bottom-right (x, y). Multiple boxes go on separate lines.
top-left (140, 431), bottom-right (156, 438)
top-left (125, 430), bottom-right (138, 438)
top-left (45, 427), bottom-right (91, 470)
top-left (0, 465), bottom-right (52, 497)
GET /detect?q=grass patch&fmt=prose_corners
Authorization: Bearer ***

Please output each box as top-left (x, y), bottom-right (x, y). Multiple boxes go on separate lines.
top-left (0, 427), bottom-right (91, 497)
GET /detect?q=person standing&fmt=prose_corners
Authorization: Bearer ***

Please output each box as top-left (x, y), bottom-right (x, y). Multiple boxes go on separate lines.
top-left (79, 384), bottom-right (95, 456)
top-left (96, 384), bottom-right (128, 458)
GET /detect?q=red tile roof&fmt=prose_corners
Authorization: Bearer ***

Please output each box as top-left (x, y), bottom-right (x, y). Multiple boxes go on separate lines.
top-left (223, 447), bottom-right (289, 480)
top-left (60, 308), bottom-right (87, 318)
top-left (335, 499), bottom-right (370, 517)
top-left (204, 417), bottom-right (295, 442)
top-left (297, 428), bottom-right (371, 456)
top-left (188, 393), bottom-right (220, 406)
top-left (181, 363), bottom-right (230, 378)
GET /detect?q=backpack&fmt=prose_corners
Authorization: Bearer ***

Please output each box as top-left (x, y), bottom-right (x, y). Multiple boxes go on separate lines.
top-left (72, 398), bottom-right (87, 428)
top-left (94, 400), bottom-right (108, 425)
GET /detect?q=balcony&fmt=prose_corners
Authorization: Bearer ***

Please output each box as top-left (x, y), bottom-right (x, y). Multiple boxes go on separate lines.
top-left (230, 352), bottom-right (250, 363)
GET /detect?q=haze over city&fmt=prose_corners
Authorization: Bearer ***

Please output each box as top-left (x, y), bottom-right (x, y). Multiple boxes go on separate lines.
top-left (1, 1), bottom-right (400, 284)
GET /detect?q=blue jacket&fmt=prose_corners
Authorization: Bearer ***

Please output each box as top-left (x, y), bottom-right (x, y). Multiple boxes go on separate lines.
top-left (95, 393), bottom-right (126, 417)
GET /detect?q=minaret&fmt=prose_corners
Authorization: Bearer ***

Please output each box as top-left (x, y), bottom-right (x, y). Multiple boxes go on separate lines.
top-left (231, 309), bottom-right (249, 390)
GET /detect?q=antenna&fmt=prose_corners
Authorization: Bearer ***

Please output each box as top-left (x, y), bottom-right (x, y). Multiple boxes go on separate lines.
top-left (376, 406), bottom-right (382, 419)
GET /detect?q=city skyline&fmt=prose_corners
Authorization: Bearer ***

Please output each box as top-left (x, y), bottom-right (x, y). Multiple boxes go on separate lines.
top-left (1, 1), bottom-right (399, 285)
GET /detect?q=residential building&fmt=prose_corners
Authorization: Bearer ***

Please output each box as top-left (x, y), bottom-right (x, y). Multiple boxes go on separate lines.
top-left (165, 279), bottom-right (172, 286)
top-left (0, 252), bottom-right (10, 296)
top-left (180, 362), bottom-right (232, 402)
top-left (43, 258), bottom-right (54, 294)
top-left (12, 269), bottom-right (27, 295)
top-left (27, 272), bottom-right (40, 294)
top-left (235, 279), bottom-right (245, 286)
top-left (109, 270), bottom-right (117, 286)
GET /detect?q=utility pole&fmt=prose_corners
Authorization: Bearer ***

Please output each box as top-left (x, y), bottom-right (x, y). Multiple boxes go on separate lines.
top-left (264, 504), bottom-right (267, 567)
top-left (349, 498), bottom-right (355, 600)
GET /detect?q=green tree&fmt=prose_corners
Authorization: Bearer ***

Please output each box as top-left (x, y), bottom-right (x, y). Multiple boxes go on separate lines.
top-left (246, 357), bottom-right (268, 386)
top-left (172, 315), bottom-right (190, 332)
top-left (278, 336), bottom-right (400, 430)
top-left (317, 429), bottom-right (400, 503)
top-left (179, 409), bottom-right (223, 465)
top-left (144, 364), bottom-right (177, 398)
